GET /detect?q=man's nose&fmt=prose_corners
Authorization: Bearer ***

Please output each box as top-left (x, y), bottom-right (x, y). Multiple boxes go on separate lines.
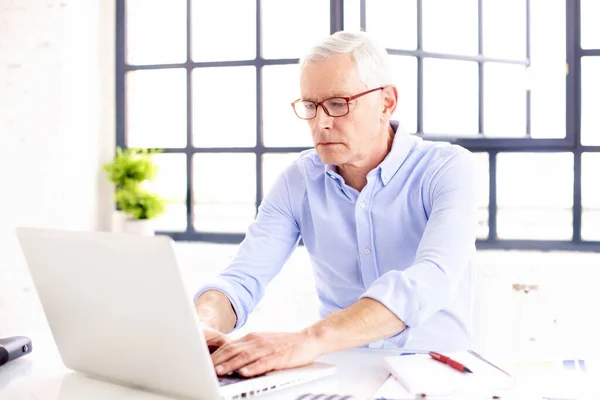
top-left (313, 105), bottom-right (333, 129)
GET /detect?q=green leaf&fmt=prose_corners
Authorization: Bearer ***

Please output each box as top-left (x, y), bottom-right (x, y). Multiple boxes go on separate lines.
top-left (105, 146), bottom-right (167, 220)
top-left (115, 188), bottom-right (166, 220)
top-left (103, 147), bottom-right (162, 190)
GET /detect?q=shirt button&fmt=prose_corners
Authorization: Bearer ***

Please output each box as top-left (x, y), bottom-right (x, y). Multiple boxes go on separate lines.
top-left (364, 248), bottom-right (371, 255)
top-left (360, 202), bottom-right (366, 208)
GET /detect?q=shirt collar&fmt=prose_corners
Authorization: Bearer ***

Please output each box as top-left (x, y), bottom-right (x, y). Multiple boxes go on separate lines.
top-left (378, 120), bottom-right (417, 186)
top-left (325, 163), bottom-right (344, 186)
top-left (324, 120), bottom-right (417, 186)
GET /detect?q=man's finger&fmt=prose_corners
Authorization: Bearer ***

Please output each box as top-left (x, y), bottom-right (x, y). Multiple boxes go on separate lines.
top-left (211, 333), bottom-right (263, 364)
top-left (211, 341), bottom-right (244, 365)
top-left (208, 334), bottom-right (230, 347)
top-left (214, 345), bottom-right (273, 376)
top-left (204, 329), bottom-right (230, 354)
top-left (238, 354), bottom-right (283, 377)
top-left (207, 337), bottom-right (229, 354)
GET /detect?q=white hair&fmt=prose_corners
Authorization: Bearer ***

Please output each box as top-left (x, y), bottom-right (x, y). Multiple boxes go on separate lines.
top-left (299, 31), bottom-right (394, 88)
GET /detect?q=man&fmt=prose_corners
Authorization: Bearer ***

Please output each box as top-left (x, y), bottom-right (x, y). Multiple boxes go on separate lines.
top-left (194, 31), bottom-right (478, 378)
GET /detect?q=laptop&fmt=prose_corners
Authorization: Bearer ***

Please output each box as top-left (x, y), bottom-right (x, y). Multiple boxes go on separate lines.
top-left (16, 227), bottom-right (336, 400)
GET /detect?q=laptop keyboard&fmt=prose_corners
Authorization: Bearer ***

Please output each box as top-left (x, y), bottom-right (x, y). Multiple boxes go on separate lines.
top-left (217, 371), bottom-right (252, 387)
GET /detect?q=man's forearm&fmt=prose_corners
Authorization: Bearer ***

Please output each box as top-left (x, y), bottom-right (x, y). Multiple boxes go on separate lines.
top-left (303, 297), bottom-right (407, 355)
top-left (194, 290), bottom-right (237, 333)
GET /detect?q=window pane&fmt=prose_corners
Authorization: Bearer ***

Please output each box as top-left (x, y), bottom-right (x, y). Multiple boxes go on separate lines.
top-left (262, 153), bottom-right (301, 199)
top-left (261, 0), bottom-right (329, 59)
top-left (581, 0), bottom-right (600, 49)
top-left (366, 0), bottom-right (417, 50)
top-left (192, 67), bottom-right (256, 148)
top-left (263, 65), bottom-right (313, 148)
top-left (146, 154), bottom-right (187, 232)
top-left (484, 63), bottom-right (527, 137)
top-left (343, 0), bottom-right (361, 31)
top-left (126, 0), bottom-right (186, 65)
top-left (473, 153), bottom-right (490, 240)
top-left (127, 69), bottom-right (187, 148)
top-left (530, 0), bottom-right (566, 139)
top-left (582, 210), bottom-right (600, 241)
top-left (193, 154), bottom-right (256, 233)
top-left (483, 0), bottom-right (526, 59)
top-left (582, 154), bottom-right (600, 241)
top-left (423, 0), bottom-right (478, 55)
top-left (424, 59), bottom-right (478, 135)
top-left (191, 0), bottom-right (256, 62)
top-left (497, 153), bottom-right (573, 240)
top-left (581, 57), bottom-right (600, 146)
top-left (389, 56), bottom-right (417, 133)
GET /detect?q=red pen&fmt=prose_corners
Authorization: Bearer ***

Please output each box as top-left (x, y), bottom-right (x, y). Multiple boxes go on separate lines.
top-left (429, 352), bottom-right (473, 374)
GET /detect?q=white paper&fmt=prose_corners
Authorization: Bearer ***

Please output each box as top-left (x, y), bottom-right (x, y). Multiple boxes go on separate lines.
top-left (371, 374), bottom-right (413, 399)
top-left (382, 352), bottom-right (514, 398)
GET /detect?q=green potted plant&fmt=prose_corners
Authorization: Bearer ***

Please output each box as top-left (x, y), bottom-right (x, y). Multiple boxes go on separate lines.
top-left (104, 147), bottom-right (166, 235)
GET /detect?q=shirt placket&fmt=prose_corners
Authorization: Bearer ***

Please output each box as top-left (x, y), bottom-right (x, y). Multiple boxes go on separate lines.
top-left (355, 178), bottom-right (379, 289)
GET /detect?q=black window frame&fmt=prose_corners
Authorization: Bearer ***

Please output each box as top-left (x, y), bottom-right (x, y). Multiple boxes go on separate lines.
top-left (116, 0), bottom-right (600, 252)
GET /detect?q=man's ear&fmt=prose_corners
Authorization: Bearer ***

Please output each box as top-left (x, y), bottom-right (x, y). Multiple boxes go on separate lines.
top-left (381, 86), bottom-right (398, 120)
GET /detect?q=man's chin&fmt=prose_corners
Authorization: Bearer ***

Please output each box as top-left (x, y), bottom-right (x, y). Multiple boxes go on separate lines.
top-left (316, 152), bottom-right (344, 166)
top-left (316, 143), bottom-right (344, 159)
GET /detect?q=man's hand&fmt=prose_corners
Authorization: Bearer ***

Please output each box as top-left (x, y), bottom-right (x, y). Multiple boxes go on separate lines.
top-left (209, 298), bottom-right (405, 378)
top-left (211, 331), bottom-right (322, 377)
top-left (203, 326), bottom-right (231, 354)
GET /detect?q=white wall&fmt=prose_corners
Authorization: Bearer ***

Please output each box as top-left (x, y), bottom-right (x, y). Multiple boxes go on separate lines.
top-left (0, 0), bottom-right (115, 274)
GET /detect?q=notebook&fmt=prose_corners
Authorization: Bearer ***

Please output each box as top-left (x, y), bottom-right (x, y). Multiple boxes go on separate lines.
top-left (383, 350), bottom-right (514, 398)
top-left (371, 374), bottom-right (412, 399)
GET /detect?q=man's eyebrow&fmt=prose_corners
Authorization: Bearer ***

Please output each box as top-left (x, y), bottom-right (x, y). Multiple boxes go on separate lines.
top-left (300, 92), bottom-right (350, 101)
top-left (329, 93), bottom-right (351, 99)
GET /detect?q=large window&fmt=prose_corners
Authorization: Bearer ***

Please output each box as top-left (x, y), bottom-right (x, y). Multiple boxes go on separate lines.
top-left (117, 0), bottom-right (600, 251)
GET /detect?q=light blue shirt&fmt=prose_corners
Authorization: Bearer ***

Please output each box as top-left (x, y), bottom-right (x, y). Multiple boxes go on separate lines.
top-left (196, 121), bottom-right (478, 352)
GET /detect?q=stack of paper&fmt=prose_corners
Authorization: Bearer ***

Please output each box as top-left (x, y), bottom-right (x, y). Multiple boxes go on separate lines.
top-left (381, 351), bottom-right (514, 398)
top-left (371, 374), bottom-right (412, 399)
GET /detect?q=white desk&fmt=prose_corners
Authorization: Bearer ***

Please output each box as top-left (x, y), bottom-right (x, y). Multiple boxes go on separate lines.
top-left (4, 338), bottom-right (600, 400)
top-left (4, 331), bottom-right (600, 400)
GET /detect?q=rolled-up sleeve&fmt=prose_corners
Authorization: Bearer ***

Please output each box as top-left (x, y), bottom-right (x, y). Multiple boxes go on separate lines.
top-left (194, 168), bottom-right (302, 330)
top-left (360, 149), bottom-right (478, 346)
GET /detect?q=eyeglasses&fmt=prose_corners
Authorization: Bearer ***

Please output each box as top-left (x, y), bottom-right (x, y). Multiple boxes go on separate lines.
top-left (290, 87), bottom-right (386, 120)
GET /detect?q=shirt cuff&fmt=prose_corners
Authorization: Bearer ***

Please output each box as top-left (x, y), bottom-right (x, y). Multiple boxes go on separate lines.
top-left (359, 271), bottom-right (423, 329)
top-left (368, 327), bottom-right (412, 349)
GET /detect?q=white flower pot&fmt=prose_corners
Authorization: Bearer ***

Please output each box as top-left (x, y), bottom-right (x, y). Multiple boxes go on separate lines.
top-left (122, 218), bottom-right (155, 236)
top-left (111, 210), bottom-right (127, 233)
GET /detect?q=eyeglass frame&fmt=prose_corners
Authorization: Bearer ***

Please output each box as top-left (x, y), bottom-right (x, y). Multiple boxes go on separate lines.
top-left (290, 86), bottom-right (388, 120)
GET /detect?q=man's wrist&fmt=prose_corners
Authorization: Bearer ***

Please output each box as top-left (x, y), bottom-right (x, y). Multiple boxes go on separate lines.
top-left (195, 296), bottom-right (226, 332)
top-left (194, 290), bottom-right (237, 333)
top-left (302, 321), bottom-right (334, 356)
top-left (195, 306), bottom-right (220, 331)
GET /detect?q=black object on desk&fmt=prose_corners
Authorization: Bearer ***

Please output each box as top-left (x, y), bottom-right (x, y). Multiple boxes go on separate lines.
top-left (0, 336), bottom-right (33, 366)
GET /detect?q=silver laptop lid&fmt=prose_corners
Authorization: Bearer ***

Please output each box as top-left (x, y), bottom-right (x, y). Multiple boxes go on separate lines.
top-left (16, 227), bottom-right (222, 400)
